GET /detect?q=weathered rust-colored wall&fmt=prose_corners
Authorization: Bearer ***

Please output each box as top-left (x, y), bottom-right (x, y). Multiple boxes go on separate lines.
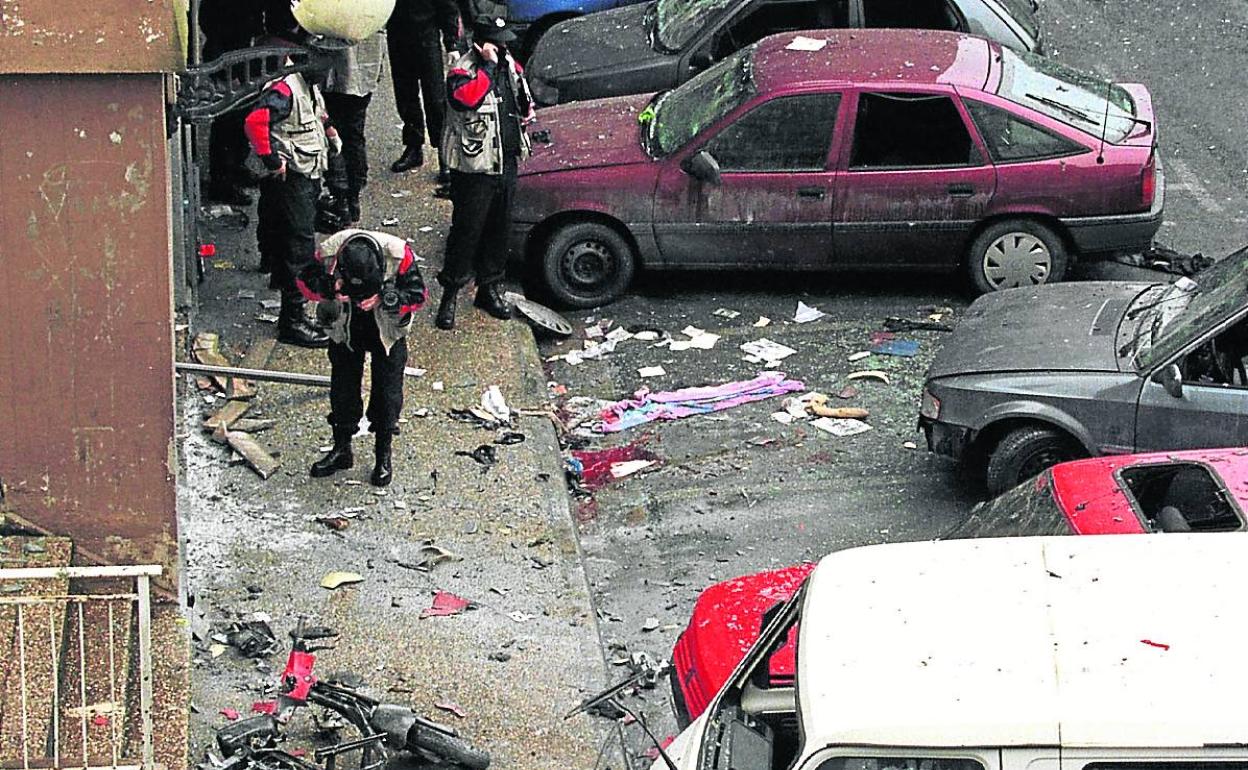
top-left (0, 74), bottom-right (179, 589)
top-left (0, 0), bottom-right (188, 74)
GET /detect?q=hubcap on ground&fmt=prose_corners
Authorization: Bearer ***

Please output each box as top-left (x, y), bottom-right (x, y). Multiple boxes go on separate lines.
top-left (561, 240), bottom-right (614, 290)
top-left (982, 232), bottom-right (1052, 290)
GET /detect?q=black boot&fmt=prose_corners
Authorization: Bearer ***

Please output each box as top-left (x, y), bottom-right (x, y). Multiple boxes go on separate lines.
top-left (346, 194), bottom-right (361, 225)
top-left (371, 433), bottom-right (393, 487)
top-left (435, 289), bottom-right (458, 330)
top-left (474, 283), bottom-right (511, 320)
top-left (277, 296), bottom-right (330, 348)
top-left (315, 193), bottom-right (350, 234)
top-left (311, 428), bottom-right (354, 478)
top-left (390, 145), bottom-right (423, 173)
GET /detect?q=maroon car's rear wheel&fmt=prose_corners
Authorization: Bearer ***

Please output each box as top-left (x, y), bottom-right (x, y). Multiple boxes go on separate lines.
top-left (541, 221), bottom-right (636, 308)
top-left (967, 219), bottom-right (1068, 295)
top-left (985, 425), bottom-right (1083, 496)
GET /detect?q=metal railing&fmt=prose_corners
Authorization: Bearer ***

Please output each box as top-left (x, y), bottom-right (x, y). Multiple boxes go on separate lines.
top-left (0, 565), bottom-right (161, 770)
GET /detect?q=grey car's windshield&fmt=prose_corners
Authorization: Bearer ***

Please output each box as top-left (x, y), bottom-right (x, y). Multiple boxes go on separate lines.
top-left (651, 46), bottom-right (756, 156)
top-left (655, 0), bottom-right (736, 51)
top-left (997, 48), bottom-right (1137, 142)
top-left (1137, 248), bottom-right (1248, 369)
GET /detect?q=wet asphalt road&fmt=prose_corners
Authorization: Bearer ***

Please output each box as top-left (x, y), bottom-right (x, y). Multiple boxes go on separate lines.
top-left (535, 1), bottom-right (1248, 759)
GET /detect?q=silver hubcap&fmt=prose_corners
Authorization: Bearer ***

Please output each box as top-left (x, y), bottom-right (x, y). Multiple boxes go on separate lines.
top-left (982, 232), bottom-right (1052, 290)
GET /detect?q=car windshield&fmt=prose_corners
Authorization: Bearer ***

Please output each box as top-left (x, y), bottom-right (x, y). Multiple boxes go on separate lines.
top-left (649, 46), bottom-right (756, 156)
top-left (987, 0), bottom-right (1039, 42)
top-left (997, 48), bottom-right (1137, 142)
top-left (1136, 247), bottom-right (1248, 369)
top-left (655, 0), bottom-right (736, 51)
top-left (943, 472), bottom-right (1072, 538)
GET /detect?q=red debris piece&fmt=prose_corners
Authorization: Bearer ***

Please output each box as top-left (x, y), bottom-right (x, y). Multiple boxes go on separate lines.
top-left (251, 701), bottom-right (278, 715)
top-left (421, 591), bottom-right (472, 618)
top-left (643, 736), bottom-right (677, 760)
top-left (1141, 639), bottom-right (1171, 650)
top-left (291, 748), bottom-right (307, 758)
top-left (220, 708), bottom-right (240, 721)
top-left (198, 243), bottom-right (217, 258)
top-left (435, 700), bottom-right (467, 718)
top-left (573, 442), bottom-right (662, 491)
top-left (91, 715), bottom-right (109, 727)
top-left (869, 331), bottom-right (896, 346)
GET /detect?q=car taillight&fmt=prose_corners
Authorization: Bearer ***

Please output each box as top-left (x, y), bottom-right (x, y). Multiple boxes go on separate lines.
top-left (1141, 153), bottom-right (1156, 208)
top-left (920, 387), bottom-right (941, 420)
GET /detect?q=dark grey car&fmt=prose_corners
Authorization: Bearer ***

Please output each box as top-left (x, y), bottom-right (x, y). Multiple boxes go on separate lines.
top-left (526, 0), bottom-right (1042, 106)
top-left (919, 246), bottom-right (1248, 495)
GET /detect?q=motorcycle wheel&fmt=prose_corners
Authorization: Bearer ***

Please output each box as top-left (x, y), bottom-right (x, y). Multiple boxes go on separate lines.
top-left (407, 723), bottom-right (491, 770)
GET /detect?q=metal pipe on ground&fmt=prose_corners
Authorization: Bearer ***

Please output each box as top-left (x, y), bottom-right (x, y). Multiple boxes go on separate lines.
top-left (175, 362), bottom-right (331, 387)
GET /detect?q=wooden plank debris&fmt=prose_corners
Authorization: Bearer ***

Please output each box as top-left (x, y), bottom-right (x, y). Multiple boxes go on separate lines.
top-left (193, 332), bottom-right (256, 400)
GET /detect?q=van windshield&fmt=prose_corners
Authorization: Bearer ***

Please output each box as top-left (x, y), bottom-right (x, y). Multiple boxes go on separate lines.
top-left (996, 48), bottom-right (1137, 143)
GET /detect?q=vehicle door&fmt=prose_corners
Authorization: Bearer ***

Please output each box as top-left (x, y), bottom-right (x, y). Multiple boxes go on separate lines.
top-left (796, 748), bottom-right (1002, 770)
top-left (1136, 311), bottom-right (1248, 452)
top-left (855, 0), bottom-right (964, 31)
top-left (652, 90), bottom-right (843, 269)
top-left (833, 88), bottom-right (996, 268)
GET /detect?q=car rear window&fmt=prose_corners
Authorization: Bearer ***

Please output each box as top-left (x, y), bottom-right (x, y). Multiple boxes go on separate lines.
top-left (996, 49), bottom-right (1137, 143)
top-left (943, 472), bottom-right (1073, 539)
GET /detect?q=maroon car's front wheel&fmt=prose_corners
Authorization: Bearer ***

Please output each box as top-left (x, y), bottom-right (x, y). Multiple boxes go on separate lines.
top-left (540, 221), bottom-right (636, 308)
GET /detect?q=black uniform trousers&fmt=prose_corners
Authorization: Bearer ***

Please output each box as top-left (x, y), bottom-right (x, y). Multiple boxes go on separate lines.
top-left (328, 307), bottom-right (408, 436)
top-left (387, 22), bottom-right (447, 151)
top-left (208, 110), bottom-right (250, 194)
top-left (256, 171), bottom-right (320, 300)
top-left (323, 92), bottom-right (372, 200)
top-left (438, 161), bottom-right (517, 289)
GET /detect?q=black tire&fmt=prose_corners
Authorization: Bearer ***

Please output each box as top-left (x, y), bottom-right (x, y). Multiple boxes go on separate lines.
top-left (984, 425), bottom-right (1083, 496)
top-left (966, 219), bottom-right (1068, 295)
top-left (408, 723), bottom-right (491, 770)
top-left (540, 221), bottom-right (636, 308)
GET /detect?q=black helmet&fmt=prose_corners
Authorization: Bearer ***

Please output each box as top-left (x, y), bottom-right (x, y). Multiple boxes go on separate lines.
top-left (336, 234), bottom-right (384, 300)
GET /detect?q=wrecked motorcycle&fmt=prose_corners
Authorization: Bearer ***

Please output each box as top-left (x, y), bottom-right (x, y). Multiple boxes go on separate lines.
top-left (216, 619), bottom-right (490, 770)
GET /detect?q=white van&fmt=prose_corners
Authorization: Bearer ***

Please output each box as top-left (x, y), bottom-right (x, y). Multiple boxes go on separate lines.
top-left (659, 535), bottom-right (1248, 770)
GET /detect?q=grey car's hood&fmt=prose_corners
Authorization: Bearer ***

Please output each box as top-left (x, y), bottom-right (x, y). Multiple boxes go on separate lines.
top-left (928, 282), bottom-right (1154, 379)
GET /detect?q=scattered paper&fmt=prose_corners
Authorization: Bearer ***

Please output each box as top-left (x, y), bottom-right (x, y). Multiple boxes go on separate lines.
top-left (633, 330), bottom-right (662, 341)
top-left (480, 385), bottom-right (511, 423)
top-left (390, 190), bottom-right (412, 198)
top-left (794, 301), bottom-right (825, 323)
top-left (741, 339), bottom-right (797, 363)
top-left (786, 35), bottom-right (828, 51)
top-left (432, 381), bottom-right (445, 391)
top-left (421, 591), bottom-right (472, 618)
top-left (670, 325), bottom-right (720, 351)
top-left (771, 412), bottom-right (794, 425)
top-left (812, 417), bottom-right (873, 437)
top-left (255, 313), bottom-right (279, 324)
top-left (848, 351), bottom-right (871, 362)
top-left (259, 298), bottom-right (282, 310)
top-left (753, 316), bottom-right (771, 328)
top-left (870, 339), bottom-right (920, 357)
top-left (606, 327), bottom-right (634, 343)
top-left (610, 459), bottom-right (656, 478)
top-left (585, 325), bottom-right (605, 339)
top-left (638, 366), bottom-right (666, 378)
top-left (381, 217), bottom-right (399, 226)
top-left (404, 366), bottom-right (427, 377)
top-left (508, 610), bottom-right (536, 623)
top-left (418, 225), bottom-right (434, 232)
top-left (712, 307), bottom-right (741, 319)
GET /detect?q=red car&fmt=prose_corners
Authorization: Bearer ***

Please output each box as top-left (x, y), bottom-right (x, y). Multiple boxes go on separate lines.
top-left (513, 28), bottom-right (1162, 307)
top-left (670, 447), bottom-right (1248, 725)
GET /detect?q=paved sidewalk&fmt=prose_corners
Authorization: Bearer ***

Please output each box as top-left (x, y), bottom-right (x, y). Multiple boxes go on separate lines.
top-left (179, 75), bottom-right (616, 768)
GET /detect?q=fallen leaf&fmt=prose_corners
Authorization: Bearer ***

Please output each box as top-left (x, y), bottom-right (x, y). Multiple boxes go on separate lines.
top-left (320, 571), bottom-right (364, 590)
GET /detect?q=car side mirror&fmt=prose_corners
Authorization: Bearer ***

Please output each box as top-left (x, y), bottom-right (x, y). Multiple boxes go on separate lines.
top-left (689, 49), bottom-right (714, 70)
top-left (1151, 363), bottom-right (1184, 399)
top-left (681, 150), bottom-right (721, 185)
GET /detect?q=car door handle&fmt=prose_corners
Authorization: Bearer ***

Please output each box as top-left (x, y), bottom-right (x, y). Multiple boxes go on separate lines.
top-left (797, 187), bottom-right (826, 199)
top-left (947, 183), bottom-right (975, 197)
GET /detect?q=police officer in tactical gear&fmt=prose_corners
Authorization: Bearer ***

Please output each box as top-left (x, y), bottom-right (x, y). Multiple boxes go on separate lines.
top-left (320, 30), bottom-right (387, 228)
top-left (298, 230), bottom-right (427, 486)
top-left (245, 16), bottom-right (341, 348)
top-left (387, 0), bottom-right (463, 177)
top-left (435, 2), bottom-right (534, 330)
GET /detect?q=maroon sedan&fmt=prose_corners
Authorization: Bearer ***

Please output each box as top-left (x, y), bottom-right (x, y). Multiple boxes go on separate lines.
top-left (512, 28), bottom-right (1162, 307)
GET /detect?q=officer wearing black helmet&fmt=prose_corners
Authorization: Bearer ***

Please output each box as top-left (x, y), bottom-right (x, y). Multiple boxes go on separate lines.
top-left (435, 1), bottom-right (534, 330)
top-left (298, 230), bottom-right (427, 486)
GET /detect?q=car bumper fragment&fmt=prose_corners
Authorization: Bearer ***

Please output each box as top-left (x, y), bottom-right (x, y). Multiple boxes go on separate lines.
top-left (921, 418), bottom-right (974, 460)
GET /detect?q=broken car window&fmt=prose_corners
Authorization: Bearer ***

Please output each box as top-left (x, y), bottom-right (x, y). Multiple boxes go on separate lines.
top-left (996, 48), bottom-right (1137, 143)
top-left (965, 99), bottom-right (1088, 163)
top-left (704, 93), bottom-right (840, 171)
top-left (1136, 246), bottom-right (1248, 370)
top-left (862, 0), bottom-right (960, 30)
top-left (850, 92), bottom-right (980, 169)
top-left (653, 47), bottom-right (757, 156)
top-left (715, 0), bottom-right (850, 57)
top-left (1120, 463), bottom-right (1243, 533)
top-left (657, 0), bottom-right (739, 51)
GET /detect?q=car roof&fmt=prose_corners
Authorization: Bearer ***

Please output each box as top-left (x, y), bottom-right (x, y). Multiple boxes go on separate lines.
top-left (751, 28), bottom-right (997, 95)
top-left (797, 535), bottom-right (1248, 749)
top-left (1051, 447), bottom-right (1248, 534)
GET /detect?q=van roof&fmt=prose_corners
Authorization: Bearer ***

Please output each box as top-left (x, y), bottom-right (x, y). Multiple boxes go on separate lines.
top-left (751, 29), bottom-right (997, 95)
top-left (797, 535), bottom-right (1248, 749)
